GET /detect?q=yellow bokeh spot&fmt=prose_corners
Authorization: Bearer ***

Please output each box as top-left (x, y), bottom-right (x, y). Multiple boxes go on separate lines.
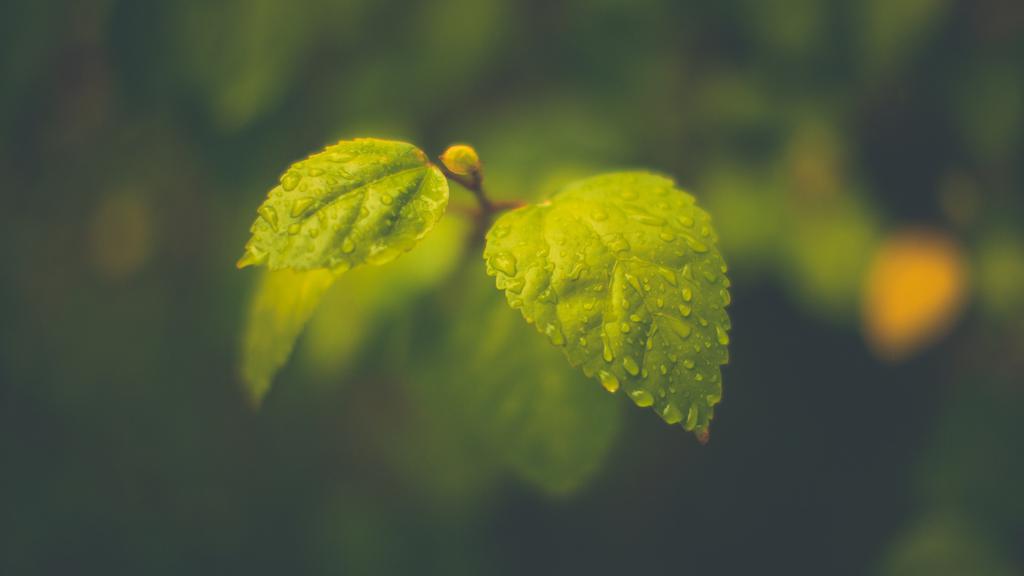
top-left (862, 229), bottom-right (968, 361)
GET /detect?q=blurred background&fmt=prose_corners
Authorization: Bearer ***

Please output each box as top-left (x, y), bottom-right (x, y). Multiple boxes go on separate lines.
top-left (2, 0), bottom-right (1023, 573)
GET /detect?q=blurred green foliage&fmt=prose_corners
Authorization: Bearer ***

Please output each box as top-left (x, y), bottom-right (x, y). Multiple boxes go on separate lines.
top-left (2, 0), bottom-right (1022, 574)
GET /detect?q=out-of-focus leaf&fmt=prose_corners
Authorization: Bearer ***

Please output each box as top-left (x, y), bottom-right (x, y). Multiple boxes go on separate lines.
top-left (882, 515), bottom-right (1016, 576)
top-left (413, 261), bottom-right (621, 495)
top-left (861, 229), bottom-right (968, 360)
top-left (860, 0), bottom-right (951, 81)
top-left (241, 268), bottom-right (337, 404)
top-left (976, 230), bottom-right (1024, 320)
top-left (301, 217), bottom-right (470, 378)
top-left (783, 190), bottom-right (881, 320)
top-left (485, 172), bottom-right (730, 440)
top-left (955, 61), bottom-right (1024, 165)
top-left (738, 0), bottom-right (825, 58)
top-left (237, 138), bottom-right (449, 272)
top-left (175, 0), bottom-right (313, 130)
top-left (701, 164), bottom-right (786, 273)
top-left (919, 378), bottom-right (1024, 533)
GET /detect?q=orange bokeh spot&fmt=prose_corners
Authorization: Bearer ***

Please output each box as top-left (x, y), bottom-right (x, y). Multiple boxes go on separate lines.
top-left (862, 229), bottom-right (968, 361)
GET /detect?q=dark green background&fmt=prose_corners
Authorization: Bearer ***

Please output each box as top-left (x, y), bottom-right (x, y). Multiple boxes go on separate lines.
top-left (2, 0), bottom-right (1022, 574)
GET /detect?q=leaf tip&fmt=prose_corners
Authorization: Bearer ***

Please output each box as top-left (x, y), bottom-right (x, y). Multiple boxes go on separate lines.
top-left (236, 248), bottom-right (267, 269)
top-left (696, 427), bottom-right (711, 445)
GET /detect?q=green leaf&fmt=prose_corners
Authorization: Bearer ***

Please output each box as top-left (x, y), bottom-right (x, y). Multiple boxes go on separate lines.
top-left (301, 216), bottom-right (470, 379)
top-left (240, 268), bottom-right (337, 405)
top-left (411, 262), bottom-right (620, 495)
top-left (484, 172), bottom-right (731, 440)
top-left (237, 138), bottom-right (449, 273)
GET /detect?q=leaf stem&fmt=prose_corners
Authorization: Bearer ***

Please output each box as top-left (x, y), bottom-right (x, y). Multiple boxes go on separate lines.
top-left (437, 161), bottom-right (524, 239)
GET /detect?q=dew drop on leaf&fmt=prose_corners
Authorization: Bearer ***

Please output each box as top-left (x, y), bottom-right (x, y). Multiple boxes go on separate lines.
top-left (290, 197), bottom-right (314, 218)
top-left (599, 370), bottom-right (620, 393)
top-left (258, 205), bottom-right (279, 231)
top-left (628, 389), bottom-right (654, 407)
top-left (488, 251), bottom-right (518, 276)
top-left (280, 171), bottom-right (301, 191)
top-left (622, 356), bottom-right (641, 376)
top-left (661, 403), bottom-right (683, 425)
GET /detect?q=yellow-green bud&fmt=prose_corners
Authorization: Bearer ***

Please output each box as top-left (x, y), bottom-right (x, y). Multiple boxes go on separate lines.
top-left (440, 144), bottom-right (482, 177)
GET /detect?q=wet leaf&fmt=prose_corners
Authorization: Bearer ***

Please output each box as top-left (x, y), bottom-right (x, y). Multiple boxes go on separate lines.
top-left (237, 138), bottom-right (448, 273)
top-left (484, 172), bottom-right (731, 440)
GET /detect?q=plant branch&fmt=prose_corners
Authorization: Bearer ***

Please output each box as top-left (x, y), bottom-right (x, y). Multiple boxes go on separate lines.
top-left (437, 160), bottom-right (524, 241)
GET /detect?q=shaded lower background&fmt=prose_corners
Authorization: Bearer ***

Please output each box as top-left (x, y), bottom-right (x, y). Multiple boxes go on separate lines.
top-left (2, 0), bottom-right (1022, 574)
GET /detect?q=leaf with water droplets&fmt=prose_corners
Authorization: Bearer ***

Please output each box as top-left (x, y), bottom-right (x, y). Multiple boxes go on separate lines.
top-left (237, 138), bottom-right (449, 273)
top-left (484, 172), bottom-right (731, 440)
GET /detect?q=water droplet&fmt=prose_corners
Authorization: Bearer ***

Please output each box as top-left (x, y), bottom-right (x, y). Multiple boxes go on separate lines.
top-left (635, 214), bottom-right (665, 226)
top-left (657, 267), bottom-right (677, 286)
top-left (620, 322), bottom-right (631, 334)
top-left (656, 297), bottom-right (665, 308)
top-left (678, 303), bottom-right (692, 317)
top-left (683, 359), bottom-right (695, 369)
top-left (568, 261), bottom-right (585, 280)
top-left (545, 324), bottom-right (565, 346)
top-left (380, 193), bottom-right (394, 205)
top-left (685, 404), bottom-right (699, 430)
top-left (629, 314), bottom-right (642, 323)
top-left (623, 356), bottom-right (641, 376)
top-left (290, 198), bottom-right (314, 218)
top-left (624, 272), bottom-right (642, 293)
top-left (538, 288), bottom-right (557, 304)
top-left (579, 336), bottom-right (588, 347)
top-left (258, 205), bottom-right (279, 231)
top-left (504, 276), bottom-right (525, 294)
top-left (308, 167), bottom-right (324, 177)
top-left (341, 238), bottom-right (356, 253)
top-left (687, 238), bottom-right (709, 253)
top-left (661, 403), bottom-right (683, 425)
top-left (628, 389), bottom-right (654, 407)
top-left (682, 287), bottom-right (693, 302)
top-left (599, 370), bottom-right (620, 393)
top-left (677, 215), bottom-right (694, 227)
top-left (488, 251), bottom-right (517, 276)
top-left (720, 289), bottom-right (731, 306)
top-left (281, 172), bottom-right (301, 191)
top-left (659, 230), bottom-right (676, 242)
top-left (702, 269), bottom-right (717, 283)
top-left (659, 364), bottom-right (668, 375)
top-left (287, 223), bottom-right (302, 235)
top-left (606, 234), bottom-right (630, 252)
top-left (601, 329), bottom-right (615, 363)
top-left (716, 325), bottom-right (730, 346)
